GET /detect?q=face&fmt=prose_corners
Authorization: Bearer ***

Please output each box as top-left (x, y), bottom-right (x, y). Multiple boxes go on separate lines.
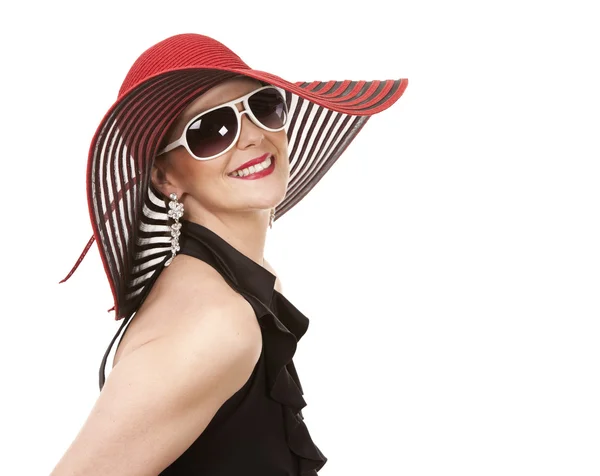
top-left (152, 77), bottom-right (290, 222)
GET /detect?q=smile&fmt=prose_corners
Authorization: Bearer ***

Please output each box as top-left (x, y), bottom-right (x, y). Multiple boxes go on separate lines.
top-left (228, 154), bottom-right (275, 179)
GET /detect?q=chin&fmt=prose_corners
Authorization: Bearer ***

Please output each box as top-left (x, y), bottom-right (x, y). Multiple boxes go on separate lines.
top-left (245, 179), bottom-right (288, 208)
top-left (252, 191), bottom-right (288, 210)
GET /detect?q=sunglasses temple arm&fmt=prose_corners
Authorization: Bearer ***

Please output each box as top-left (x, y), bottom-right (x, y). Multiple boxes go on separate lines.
top-left (157, 138), bottom-right (184, 156)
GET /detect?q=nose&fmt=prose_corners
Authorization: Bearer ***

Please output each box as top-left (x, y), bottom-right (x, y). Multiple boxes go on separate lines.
top-left (236, 110), bottom-right (264, 150)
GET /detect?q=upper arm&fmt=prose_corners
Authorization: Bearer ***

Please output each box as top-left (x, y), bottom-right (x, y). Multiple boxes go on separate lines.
top-left (51, 300), bottom-right (262, 476)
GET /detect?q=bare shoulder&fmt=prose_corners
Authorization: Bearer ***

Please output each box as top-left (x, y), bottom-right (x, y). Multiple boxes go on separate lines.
top-left (50, 256), bottom-right (264, 475)
top-left (114, 254), bottom-right (260, 367)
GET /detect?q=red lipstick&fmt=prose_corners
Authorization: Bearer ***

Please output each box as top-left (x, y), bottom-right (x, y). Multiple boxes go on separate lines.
top-left (231, 153), bottom-right (271, 173)
top-left (228, 153), bottom-right (276, 180)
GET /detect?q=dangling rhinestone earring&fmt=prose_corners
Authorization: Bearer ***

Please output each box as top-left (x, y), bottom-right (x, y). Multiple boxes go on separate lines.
top-left (269, 208), bottom-right (275, 229)
top-left (164, 193), bottom-right (184, 267)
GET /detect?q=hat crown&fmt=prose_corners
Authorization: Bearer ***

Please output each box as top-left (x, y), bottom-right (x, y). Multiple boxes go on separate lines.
top-left (118, 33), bottom-right (250, 98)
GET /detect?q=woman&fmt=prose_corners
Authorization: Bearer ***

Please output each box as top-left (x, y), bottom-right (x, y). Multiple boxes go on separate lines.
top-left (53, 33), bottom-right (408, 475)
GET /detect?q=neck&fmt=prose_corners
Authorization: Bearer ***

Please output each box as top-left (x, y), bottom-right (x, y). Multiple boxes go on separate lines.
top-left (184, 209), bottom-right (271, 266)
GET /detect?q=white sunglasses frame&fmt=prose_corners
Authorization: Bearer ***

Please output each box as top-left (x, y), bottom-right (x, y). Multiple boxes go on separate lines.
top-left (157, 85), bottom-right (289, 161)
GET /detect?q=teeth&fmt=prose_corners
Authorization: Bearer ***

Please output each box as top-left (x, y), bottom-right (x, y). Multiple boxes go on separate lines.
top-left (230, 155), bottom-right (273, 177)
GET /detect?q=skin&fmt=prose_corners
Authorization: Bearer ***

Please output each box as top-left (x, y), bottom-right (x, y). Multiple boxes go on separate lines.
top-left (152, 76), bottom-right (290, 266)
top-left (50, 78), bottom-right (289, 475)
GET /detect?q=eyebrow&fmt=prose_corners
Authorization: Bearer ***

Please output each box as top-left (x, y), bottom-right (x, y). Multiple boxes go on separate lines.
top-left (180, 105), bottom-right (209, 125)
top-left (176, 83), bottom-right (265, 128)
top-left (180, 90), bottom-right (234, 125)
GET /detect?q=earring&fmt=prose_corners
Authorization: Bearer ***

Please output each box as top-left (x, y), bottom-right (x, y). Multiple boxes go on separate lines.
top-left (269, 208), bottom-right (275, 229)
top-left (164, 193), bottom-right (184, 267)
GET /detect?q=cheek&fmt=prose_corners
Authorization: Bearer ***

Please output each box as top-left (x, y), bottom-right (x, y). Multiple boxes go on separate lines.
top-left (275, 130), bottom-right (289, 150)
top-left (269, 131), bottom-right (290, 171)
top-left (173, 155), bottom-right (224, 190)
top-left (193, 162), bottom-right (225, 186)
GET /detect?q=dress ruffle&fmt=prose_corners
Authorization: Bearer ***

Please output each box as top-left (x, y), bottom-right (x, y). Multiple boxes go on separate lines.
top-left (254, 290), bottom-right (327, 475)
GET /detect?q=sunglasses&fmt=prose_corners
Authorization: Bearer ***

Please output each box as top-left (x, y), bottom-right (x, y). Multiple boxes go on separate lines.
top-left (157, 85), bottom-right (289, 161)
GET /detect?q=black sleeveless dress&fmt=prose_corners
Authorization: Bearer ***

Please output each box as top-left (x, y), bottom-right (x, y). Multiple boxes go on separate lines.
top-left (98, 219), bottom-right (328, 475)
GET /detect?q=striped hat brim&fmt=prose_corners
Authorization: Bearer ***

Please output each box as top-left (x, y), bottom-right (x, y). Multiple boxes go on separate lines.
top-left (61, 67), bottom-right (408, 320)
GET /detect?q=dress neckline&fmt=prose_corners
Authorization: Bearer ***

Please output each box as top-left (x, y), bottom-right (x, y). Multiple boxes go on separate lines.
top-left (179, 219), bottom-right (277, 306)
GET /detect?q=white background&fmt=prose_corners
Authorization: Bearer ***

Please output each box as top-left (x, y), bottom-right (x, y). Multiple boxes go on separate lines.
top-left (1, 0), bottom-right (598, 474)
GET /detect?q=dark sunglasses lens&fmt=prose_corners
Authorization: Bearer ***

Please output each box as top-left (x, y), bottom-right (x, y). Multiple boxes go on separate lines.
top-left (248, 89), bottom-right (287, 129)
top-left (186, 107), bottom-right (238, 158)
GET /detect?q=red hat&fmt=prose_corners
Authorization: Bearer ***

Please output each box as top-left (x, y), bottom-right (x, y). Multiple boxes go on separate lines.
top-left (60, 33), bottom-right (408, 320)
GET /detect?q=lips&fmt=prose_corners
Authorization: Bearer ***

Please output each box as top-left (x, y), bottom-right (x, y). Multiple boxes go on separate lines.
top-left (230, 153), bottom-right (272, 174)
top-left (228, 153), bottom-right (275, 180)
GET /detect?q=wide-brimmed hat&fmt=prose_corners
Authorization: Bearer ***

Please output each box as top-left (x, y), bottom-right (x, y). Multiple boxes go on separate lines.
top-left (60, 33), bottom-right (408, 320)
